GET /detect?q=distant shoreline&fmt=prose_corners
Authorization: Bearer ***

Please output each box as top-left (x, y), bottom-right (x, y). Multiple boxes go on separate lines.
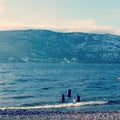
top-left (0, 109), bottom-right (120, 120)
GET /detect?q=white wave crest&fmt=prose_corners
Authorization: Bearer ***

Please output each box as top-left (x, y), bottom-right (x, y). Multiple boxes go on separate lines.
top-left (0, 101), bottom-right (108, 110)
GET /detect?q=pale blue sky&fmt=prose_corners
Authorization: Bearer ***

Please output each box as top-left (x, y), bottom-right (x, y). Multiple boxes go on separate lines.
top-left (0, 0), bottom-right (120, 34)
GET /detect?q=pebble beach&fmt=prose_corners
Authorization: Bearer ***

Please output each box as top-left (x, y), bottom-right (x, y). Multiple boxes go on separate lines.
top-left (0, 109), bottom-right (120, 120)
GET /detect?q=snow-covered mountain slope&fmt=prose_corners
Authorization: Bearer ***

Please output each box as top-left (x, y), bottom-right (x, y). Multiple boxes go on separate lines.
top-left (0, 29), bottom-right (120, 63)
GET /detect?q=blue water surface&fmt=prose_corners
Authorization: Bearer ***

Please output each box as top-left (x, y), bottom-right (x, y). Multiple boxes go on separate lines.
top-left (0, 63), bottom-right (120, 111)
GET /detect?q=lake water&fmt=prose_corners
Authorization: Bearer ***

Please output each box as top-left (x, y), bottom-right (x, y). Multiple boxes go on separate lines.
top-left (0, 63), bottom-right (120, 111)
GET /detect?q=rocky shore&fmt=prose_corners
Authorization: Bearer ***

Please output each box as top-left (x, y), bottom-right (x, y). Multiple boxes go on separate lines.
top-left (0, 109), bottom-right (120, 120)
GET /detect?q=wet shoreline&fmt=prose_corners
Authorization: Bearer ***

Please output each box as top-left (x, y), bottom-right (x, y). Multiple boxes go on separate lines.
top-left (0, 109), bottom-right (120, 120)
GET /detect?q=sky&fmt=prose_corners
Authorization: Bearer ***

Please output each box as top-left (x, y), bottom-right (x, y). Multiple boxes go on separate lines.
top-left (0, 0), bottom-right (120, 34)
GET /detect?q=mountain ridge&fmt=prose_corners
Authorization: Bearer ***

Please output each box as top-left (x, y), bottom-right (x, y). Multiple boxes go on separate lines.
top-left (0, 29), bottom-right (120, 63)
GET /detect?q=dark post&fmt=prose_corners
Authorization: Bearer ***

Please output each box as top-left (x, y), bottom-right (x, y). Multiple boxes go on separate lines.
top-left (76, 95), bottom-right (80, 102)
top-left (62, 94), bottom-right (65, 102)
top-left (67, 89), bottom-right (71, 97)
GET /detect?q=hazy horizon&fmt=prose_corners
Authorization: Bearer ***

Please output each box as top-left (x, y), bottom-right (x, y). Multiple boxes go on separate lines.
top-left (0, 0), bottom-right (120, 35)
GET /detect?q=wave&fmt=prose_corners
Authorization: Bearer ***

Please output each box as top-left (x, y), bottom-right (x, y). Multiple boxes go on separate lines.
top-left (0, 101), bottom-right (108, 110)
top-left (108, 100), bottom-right (120, 104)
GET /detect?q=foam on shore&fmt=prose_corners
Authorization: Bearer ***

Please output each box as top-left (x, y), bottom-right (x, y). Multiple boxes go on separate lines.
top-left (0, 101), bottom-right (108, 110)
